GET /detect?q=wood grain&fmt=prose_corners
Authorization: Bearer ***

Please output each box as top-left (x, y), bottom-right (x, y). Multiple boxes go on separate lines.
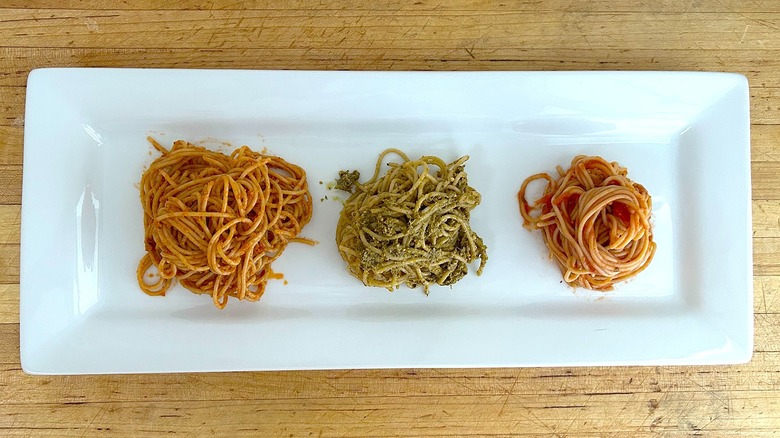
top-left (0, 206), bottom-right (20, 244)
top-left (1, 1), bottom-right (779, 436)
top-left (0, 285), bottom-right (18, 323)
top-left (0, 47), bottom-right (779, 88)
top-left (0, 9), bottom-right (776, 53)
top-left (4, 0), bottom-right (780, 12)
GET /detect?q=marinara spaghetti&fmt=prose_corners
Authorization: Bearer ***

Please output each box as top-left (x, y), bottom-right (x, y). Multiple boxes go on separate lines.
top-left (518, 155), bottom-right (655, 290)
top-left (137, 138), bottom-right (313, 308)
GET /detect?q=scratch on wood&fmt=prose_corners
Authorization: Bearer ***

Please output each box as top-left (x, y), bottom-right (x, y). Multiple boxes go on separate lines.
top-left (78, 404), bottom-right (105, 438)
top-left (497, 374), bottom-right (519, 416)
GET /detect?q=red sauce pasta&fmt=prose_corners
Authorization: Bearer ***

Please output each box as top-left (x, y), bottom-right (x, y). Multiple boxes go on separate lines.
top-left (137, 138), bottom-right (313, 308)
top-left (518, 155), bottom-right (656, 290)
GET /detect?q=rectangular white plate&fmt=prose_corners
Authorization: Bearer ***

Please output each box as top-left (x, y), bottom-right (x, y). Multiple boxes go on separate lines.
top-left (21, 69), bottom-right (753, 374)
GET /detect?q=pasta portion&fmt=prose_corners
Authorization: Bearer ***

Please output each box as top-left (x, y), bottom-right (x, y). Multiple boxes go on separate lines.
top-left (137, 138), bottom-right (313, 308)
top-left (336, 148), bottom-right (488, 292)
top-left (518, 155), bottom-right (655, 290)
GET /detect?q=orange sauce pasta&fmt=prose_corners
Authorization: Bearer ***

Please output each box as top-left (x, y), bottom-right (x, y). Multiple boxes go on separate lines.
top-left (137, 138), bottom-right (313, 308)
top-left (518, 155), bottom-right (655, 290)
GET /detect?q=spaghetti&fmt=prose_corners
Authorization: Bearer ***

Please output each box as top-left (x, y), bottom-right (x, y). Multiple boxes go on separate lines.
top-left (335, 148), bottom-right (488, 293)
top-left (137, 138), bottom-right (313, 308)
top-left (518, 155), bottom-right (655, 290)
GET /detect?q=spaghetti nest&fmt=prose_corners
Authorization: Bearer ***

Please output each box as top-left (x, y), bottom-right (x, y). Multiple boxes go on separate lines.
top-left (335, 148), bottom-right (488, 293)
top-left (137, 138), bottom-right (313, 308)
top-left (518, 155), bottom-right (656, 290)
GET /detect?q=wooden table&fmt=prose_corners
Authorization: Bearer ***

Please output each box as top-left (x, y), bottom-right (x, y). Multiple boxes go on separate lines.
top-left (1, 1), bottom-right (779, 436)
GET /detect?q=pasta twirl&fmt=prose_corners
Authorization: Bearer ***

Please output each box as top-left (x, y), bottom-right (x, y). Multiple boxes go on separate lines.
top-left (137, 138), bottom-right (313, 308)
top-left (336, 148), bottom-right (488, 293)
top-left (518, 155), bottom-right (655, 290)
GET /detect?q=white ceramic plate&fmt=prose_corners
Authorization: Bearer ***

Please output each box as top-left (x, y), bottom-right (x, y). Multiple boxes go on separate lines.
top-left (20, 69), bottom-right (752, 374)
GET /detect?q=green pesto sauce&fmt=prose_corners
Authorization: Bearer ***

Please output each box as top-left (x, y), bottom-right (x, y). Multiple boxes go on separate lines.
top-left (335, 170), bottom-right (361, 193)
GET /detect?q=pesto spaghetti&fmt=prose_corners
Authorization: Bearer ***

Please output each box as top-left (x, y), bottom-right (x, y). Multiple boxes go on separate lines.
top-left (335, 148), bottom-right (488, 293)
